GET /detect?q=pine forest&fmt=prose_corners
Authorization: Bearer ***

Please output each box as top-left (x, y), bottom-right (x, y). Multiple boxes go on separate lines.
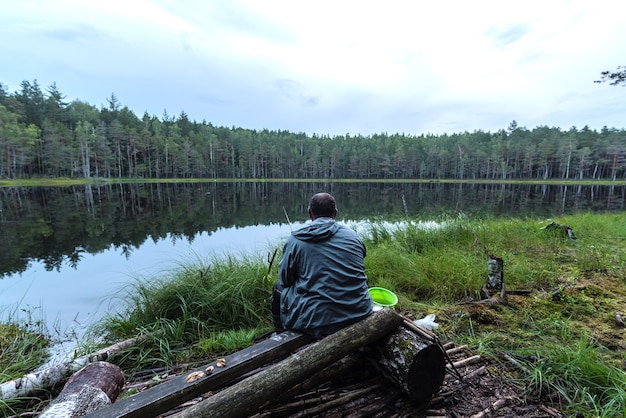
top-left (1, 80), bottom-right (625, 181)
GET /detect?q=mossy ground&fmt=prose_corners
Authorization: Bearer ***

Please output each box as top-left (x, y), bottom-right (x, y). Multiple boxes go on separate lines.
top-left (435, 268), bottom-right (626, 365)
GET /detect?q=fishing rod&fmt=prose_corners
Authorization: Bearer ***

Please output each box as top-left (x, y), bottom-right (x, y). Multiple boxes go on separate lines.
top-left (282, 206), bottom-right (293, 231)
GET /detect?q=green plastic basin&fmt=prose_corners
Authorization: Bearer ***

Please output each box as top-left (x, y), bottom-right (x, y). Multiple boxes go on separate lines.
top-left (368, 287), bottom-right (398, 308)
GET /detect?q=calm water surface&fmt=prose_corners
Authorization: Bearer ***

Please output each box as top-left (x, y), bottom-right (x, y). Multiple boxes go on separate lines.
top-left (0, 181), bottom-right (624, 344)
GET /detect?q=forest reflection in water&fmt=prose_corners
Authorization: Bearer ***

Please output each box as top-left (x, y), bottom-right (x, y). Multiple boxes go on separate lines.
top-left (0, 181), bottom-right (624, 337)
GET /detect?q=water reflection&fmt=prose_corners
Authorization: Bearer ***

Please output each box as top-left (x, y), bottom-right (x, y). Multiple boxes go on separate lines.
top-left (0, 181), bottom-right (624, 278)
top-left (0, 181), bottom-right (624, 338)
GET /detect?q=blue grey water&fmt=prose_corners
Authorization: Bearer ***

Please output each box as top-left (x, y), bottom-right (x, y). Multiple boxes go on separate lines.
top-left (0, 223), bottom-right (301, 343)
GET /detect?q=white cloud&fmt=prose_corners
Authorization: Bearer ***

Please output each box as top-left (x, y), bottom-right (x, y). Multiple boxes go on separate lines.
top-left (1, 0), bottom-right (625, 135)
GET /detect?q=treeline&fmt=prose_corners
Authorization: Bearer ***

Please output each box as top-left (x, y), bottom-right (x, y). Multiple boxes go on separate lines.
top-left (1, 79), bottom-right (625, 181)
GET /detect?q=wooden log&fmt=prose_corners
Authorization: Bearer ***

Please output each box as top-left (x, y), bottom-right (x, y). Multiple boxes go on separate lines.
top-left (0, 363), bottom-right (73, 401)
top-left (249, 353), bottom-right (373, 417)
top-left (170, 308), bottom-right (404, 418)
top-left (0, 332), bottom-right (154, 400)
top-left (284, 385), bottom-right (382, 418)
top-left (369, 326), bottom-right (446, 404)
top-left (463, 365), bottom-right (486, 380)
top-left (445, 345), bottom-right (468, 356)
top-left (84, 330), bottom-right (314, 418)
top-left (262, 351), bottom-right (367, 406)
top-left (39, 362), bottom-right (125, 418)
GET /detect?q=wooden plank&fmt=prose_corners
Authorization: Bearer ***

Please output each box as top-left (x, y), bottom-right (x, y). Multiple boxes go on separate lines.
top-left (85, 331), bottom-right (314, 418)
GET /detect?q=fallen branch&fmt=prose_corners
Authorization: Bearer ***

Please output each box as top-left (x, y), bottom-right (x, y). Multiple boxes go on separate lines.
top-left (452, 355), bottom-right (481, 369)
top-left (285, 385), bottom-right (382, 418)
top-left (463, 365), bottom-right (486, 381)
top-left (505, 289), bottom-right (533, 295)
top-left (80, 332), bottom-right (158, 364)
top-left (538, 404), bottom-right (564, 418)
top-left (499, 352), bottom-right (532, 375)
top-left (262, 352), bottom-right (366, 407)
top-left (445, 345), bottom-right (468, 356)
top-left (343, 388), bottom-right (402, 418)
top-left (469, 398), bottom-right (508, 418)
top-left (260, 391), bottom-right (341, 416)
top-left (498, 351), bottom-right (562, 400)
top-left (0, 333), bottom-right (154, 400)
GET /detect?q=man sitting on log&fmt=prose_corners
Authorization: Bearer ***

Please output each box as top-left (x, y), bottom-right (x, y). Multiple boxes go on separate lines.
top-left (272, 192), bottom-right (374, 338)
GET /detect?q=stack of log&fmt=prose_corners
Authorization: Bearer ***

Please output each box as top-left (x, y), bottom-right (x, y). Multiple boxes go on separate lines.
top-left (5, 309), bottom-right (452, 418)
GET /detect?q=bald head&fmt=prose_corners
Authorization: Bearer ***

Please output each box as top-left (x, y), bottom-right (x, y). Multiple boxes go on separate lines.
top-left (308, 193), bottom-right (338, 219)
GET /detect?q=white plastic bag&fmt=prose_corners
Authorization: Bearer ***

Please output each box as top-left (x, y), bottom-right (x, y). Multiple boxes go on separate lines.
top-left (413, 313), bottom-right (439, 330)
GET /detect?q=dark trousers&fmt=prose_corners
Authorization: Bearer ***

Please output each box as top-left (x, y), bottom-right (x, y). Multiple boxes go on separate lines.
top-left (271, 282), bottom-right (284, 332)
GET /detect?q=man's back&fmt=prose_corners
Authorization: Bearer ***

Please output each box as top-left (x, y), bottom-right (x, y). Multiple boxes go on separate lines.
top-left (277, 217), bottom-right (373, 337)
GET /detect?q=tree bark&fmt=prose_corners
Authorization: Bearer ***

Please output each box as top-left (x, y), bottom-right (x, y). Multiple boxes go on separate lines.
top-left (369, 326), bottom-right (446, 404)
top-left (39, 362), bottom-right (125, 418)
top-left (171, 308), bottom-right (404, 418)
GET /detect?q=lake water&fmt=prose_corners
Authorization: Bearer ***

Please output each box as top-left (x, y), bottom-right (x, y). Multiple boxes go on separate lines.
top-left (1, 181), bottom-right (624, 344)
top-left (0, 223), bottom-right (299, 341)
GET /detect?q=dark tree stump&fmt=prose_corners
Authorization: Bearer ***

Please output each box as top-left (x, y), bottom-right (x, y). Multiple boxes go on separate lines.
top-left (487, 254), bottom-right (504, 290)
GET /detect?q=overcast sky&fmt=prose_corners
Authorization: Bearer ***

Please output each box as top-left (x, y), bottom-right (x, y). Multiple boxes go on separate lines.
top-left (1, 0), bottom-right (625, 136)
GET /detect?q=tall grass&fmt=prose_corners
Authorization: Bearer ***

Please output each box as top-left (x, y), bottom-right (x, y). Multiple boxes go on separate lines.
top-left (363, 214), bottom-right (575, 302)
top-left (513, 334), bottom-right (626, 418)
top-left (86, 252), bottom-right (276, 370)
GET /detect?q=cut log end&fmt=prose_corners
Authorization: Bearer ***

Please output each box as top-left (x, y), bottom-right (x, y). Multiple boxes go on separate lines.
top-left (407, 344), bottom-right (446, 403)
top-left (371, 327), bottom-right (446, 405)
top-left (39, 362), bottom-right (125, 418)
top-left (61, 361), bottom-right (125, 402)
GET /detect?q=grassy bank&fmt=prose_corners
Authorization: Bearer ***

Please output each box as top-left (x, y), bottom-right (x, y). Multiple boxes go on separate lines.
top-left (2, 212), bottom-right (626, 416)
